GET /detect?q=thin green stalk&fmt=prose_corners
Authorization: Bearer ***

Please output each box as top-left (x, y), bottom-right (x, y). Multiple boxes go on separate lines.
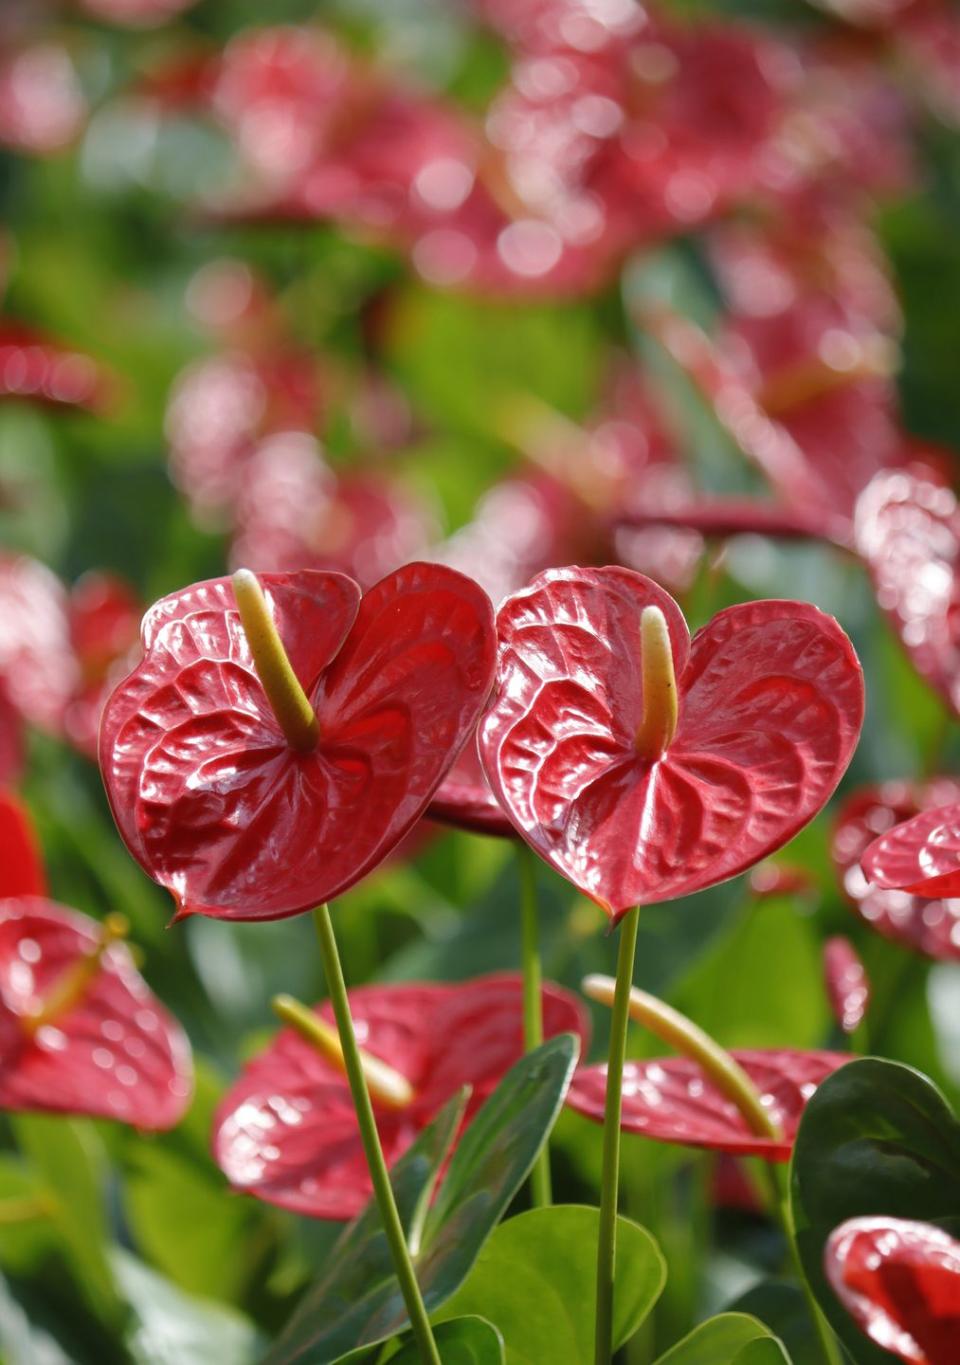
top-left (518, 845), bottom-right (550, 1207)
top-left (593, 905), bottom-right (641, 1365)
top-left (760, 1162), bottom-right (844, 1365)
top-left (312, 904), bottom-right (441, 1365)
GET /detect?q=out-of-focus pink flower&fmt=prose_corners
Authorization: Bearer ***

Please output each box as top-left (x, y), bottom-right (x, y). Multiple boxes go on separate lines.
top-left (165, 349), bottom-right (325, 523)
top-left (855, 465), bottom-right (960, 716)
top-left (0, 323), bottom-right (112, 411)
top-left (832, 780), bottom-right (960, 961)
top-left (0, 44), bottom-right (85, 155)
top-left (0, 898), bottom-right (193, 1128)
top-left (229, 431), bottom-right (438, 589)
top-left (62, 572), bottom-right (141, 759)
top-left (204, 15), bottom-right (793, 297)
top-left (78, 0), bottom-right (198, 27)
top-left (823, 935), bottom-right (870, 1033)
top-left (0, 555), bottom-right (77, 738)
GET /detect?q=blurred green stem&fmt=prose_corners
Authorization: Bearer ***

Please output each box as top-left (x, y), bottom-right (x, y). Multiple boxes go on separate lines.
top-left (761, 1162), bottom-right (843, 1365)
top-left (593, 904), bottom-right (640, 1365)
top-left (518, 844), bottom-right (550, 1207)
top-left (312, 904), bottom-right (441, 1365)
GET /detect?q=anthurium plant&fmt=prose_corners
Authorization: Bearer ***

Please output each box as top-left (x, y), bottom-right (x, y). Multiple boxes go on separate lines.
top-left (1, 0), bottom-right (960, 1362)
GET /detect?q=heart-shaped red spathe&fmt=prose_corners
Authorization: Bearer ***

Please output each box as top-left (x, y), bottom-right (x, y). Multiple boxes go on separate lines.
top-left (825, 1216), bottom-right (960, 1365)
top-left (479, 566), bottom-right (864, 920)
top-left (100, 564), bottom-right (496, 920)
top-left (212, 972), bottom-right (588, 1219)
top-left (0, 898), bottom-right (192, 1129)
top-left (862, 801), bottom-right (960, 898)
top-left (566, 1049), bottom-right (849, 1160)
top-left (855, 467), bottom-right (960, 713)
top-left (0, 793), bottom-right (45, 899)
top-left (832, 781), bottom-right (960, 961)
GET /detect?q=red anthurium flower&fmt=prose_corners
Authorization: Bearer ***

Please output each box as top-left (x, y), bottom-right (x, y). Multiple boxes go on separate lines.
top-left (213, 972), bottom-right (587, 1219)
top-left (862, 801), bottom-right (960, 898)
top-left (99, 564), bottom-right (496, 920)
top-left (478, 566), bottom-right (864, 921)
top-left (825, 1216), bottom-right (960, 1365)
top-left (855, 467), bottom-right (960, 715)
top-left (0, 792), bottom-right (45, 899)
top-left (567, 1047), bottom-right (848, 1160)
top-left (0, 898), bottom-right (192, 1129)
top-left (832, 781), bottom-right (960, 960)
top-left (823, 935), bottom-right (870, 1033)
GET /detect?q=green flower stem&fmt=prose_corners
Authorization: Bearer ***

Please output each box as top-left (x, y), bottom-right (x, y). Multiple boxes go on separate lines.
top-left (312, 903), bottom-right (441, 1365)
top-left (518, 844), bottom-right (550, 1207)
top-left (593, 904), bottom-right (640, 1365)
top-left (761, 1163), bottom-right (844, 1365)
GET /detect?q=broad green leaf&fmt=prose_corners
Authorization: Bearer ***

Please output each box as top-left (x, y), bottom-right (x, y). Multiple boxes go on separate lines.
top-left (267, 1035), bottom-right (579, 1364)
top-left (790, 1057), bottom-right (960, 1364)
top-left (388, 1316), bottom-right (504, 1364)
top-left (438, 1205), bottom-right (665, 1363)
top-left (123, 1062), bottom-right (270, 1304)
top-left (264, 1092), bottom-right (466, 1365)
top-left (673, 899), bottom-right (827, 1050)
top-left (114, 1249), bottom-right (261, 1365)
top-left (653, 1313), bottom-right (791, 1364)
top-left (731, 1282), bottom-right (829, 1365)
top-left (10, 1115), bottom-right (121, 1325)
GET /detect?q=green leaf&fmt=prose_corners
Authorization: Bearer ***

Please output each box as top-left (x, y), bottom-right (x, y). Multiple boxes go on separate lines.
top-left (264, 1091), bottom-right (466, 1365)
top-left (790, 1057), bottom-right (960, 1364)
top-left (653, 1313), bottom-right (791, 1364)
top-left (730, 1282), bottom-right (829, 1365)
top-left (10, 1115), bottom-right (122, 1326)
top-left (438, 1205), bottom-right (665, 1363)
top-left (113, 1249), bottom-right (261, 1365)
top-left (388, 1316), bottom-right (504, 1363)
top-left (673, 900), bottom-right (827, 1050)
top-left (267, 1035), bottom-right (580, 1365)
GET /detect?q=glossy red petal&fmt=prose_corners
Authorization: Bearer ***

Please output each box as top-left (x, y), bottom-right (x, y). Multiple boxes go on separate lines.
top-left (855, 468), bottom-right (960, 714)
top-left (100, 565), bottom-right (495, 919)
top-left (480, 567), bottom-right (863, 918)
top-left (0, 899), bottom-right (192, 1129)
top-left (99, 571), bottom-right (361, 875)
top-left (862, 802), bottom-right (960, 898)
top-left (213, 972), bottom-right (588, 1219)
top-left (567, 1049), bottom-right (849, 1160)
top-left (0, 794), bottom-right (45, 898)
top-left (823, 935), bottom-right (869, 1034)
top-left (427, 738), bottom-right (515, 839)
top-left (832, 781), bottom-right (960, 961)
top-left (825, 1216), bottom-right (960, 1365)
